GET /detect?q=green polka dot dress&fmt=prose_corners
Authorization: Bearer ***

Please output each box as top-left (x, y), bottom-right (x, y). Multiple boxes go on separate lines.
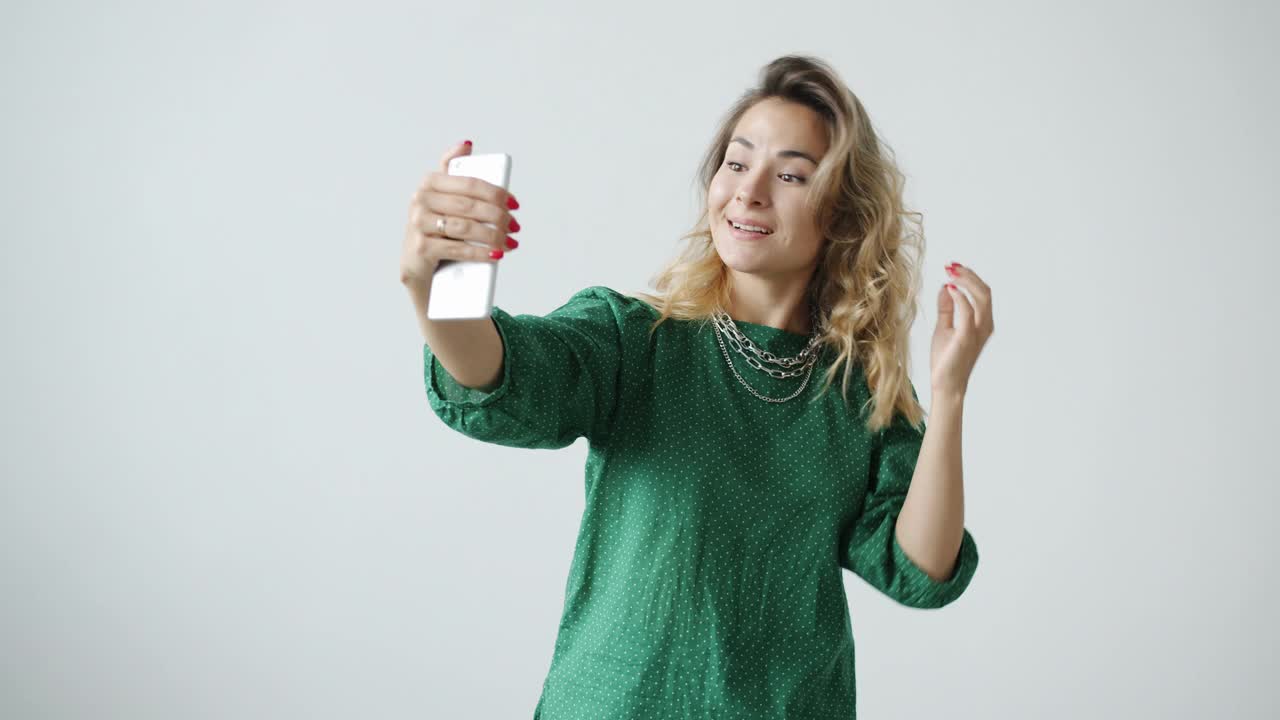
top-left (423, 285), bottom-right (979, 719)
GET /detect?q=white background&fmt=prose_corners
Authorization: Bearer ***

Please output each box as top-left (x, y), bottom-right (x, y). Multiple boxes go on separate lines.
top-left (3, 0), bottom-right (1277, 717)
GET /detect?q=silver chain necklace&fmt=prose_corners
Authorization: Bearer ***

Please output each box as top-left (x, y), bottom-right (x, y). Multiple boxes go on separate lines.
top-left (710, 307), bottom-right (824, 404)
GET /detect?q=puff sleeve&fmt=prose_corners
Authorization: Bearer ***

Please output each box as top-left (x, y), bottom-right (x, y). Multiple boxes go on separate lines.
top-left (422, 286), bottom-right (626, 450)
top-left (839, 390), bottom-right (979, 609)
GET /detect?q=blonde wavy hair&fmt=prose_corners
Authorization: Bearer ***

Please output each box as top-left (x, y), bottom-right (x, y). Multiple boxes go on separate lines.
top-left (630, 54), bottom-right (928, 433)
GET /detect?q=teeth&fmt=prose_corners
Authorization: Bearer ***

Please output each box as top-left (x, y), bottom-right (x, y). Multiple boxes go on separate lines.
top-left (731, 220), bottom-right (772, 234)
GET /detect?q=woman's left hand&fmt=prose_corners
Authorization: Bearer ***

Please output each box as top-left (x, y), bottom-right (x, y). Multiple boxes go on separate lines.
top-left (930, 262), bottom-right (994, 399)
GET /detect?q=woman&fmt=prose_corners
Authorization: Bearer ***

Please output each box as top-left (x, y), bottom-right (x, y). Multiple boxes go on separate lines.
top-left (400, 54), bottom-right (993, 719)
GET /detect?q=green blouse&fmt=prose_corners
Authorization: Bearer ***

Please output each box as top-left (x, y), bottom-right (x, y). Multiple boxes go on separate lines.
top-left (422, 285), bottom-right (979, 719)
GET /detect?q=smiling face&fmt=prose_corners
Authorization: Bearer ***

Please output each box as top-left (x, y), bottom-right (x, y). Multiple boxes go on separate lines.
top-left (709, 97), bottom-right (830, 282)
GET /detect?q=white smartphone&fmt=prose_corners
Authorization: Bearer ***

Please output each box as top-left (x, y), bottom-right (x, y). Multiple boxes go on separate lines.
top-left (426, 152), bottom-right (512, 320)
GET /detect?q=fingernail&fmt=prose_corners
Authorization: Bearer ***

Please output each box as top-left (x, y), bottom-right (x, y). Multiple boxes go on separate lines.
top-left (505, 236), bottom-right (519, 249)
top-left (509, 218), bottom-right (521, 232)
top-left (489, 249), bottom-right (504, 259)
top-left (946, 283), bottom-right (957, 290)
top-left (462, 140), bottom-right (472, 147)
top-left (506, 195), bottom-right (520, 210)
top-left (946, 266), bottom-right (957, 276)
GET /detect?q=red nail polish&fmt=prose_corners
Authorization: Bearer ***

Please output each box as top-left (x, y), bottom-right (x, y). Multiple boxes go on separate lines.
top-left (946, 266), bottom-right (957, 276)
top-left (946, 283), bottom-right (957, 290)
top-left (505, 236), bottom-right (519, 249)
top-left (463, 140), bottom-right (472, 146)
top-left (506, 195), bottom-right (519, 210)
top-left (489, 249), bottom-right (504, 259)
top-left (509, 218), bottom-right (520, 232)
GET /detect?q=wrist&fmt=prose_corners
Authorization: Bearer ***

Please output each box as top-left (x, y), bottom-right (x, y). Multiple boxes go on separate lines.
top-left (931, 387), bottom-right (966, 407)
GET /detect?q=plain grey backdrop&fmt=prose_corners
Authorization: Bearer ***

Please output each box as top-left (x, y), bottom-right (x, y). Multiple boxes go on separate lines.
top-left (3, 0), bottom-right (1278, 717)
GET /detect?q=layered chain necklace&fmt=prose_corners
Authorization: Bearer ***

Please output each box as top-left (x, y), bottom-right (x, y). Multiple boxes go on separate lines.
top-left (710, 305), bottom-right (825, 404)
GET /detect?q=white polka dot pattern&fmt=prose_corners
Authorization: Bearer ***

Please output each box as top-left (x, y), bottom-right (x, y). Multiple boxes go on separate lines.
top-left (422, 285), bottom-right (979, 719)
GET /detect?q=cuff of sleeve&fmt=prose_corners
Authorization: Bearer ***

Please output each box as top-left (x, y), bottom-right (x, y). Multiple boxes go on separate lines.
top-left (422, 308), bottom-right (514, 409)
top-left (891, 527), bottom-right (979, 606)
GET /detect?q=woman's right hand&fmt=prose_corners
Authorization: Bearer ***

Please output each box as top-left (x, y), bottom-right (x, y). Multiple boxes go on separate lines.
top-left (399, 140), bottom-right (520, 289)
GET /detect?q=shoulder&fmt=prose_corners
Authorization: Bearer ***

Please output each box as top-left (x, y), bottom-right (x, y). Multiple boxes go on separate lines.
top-left (571, 285), bottom-right (657, 311)
top-left (557, 285), bottom-right (661, 324)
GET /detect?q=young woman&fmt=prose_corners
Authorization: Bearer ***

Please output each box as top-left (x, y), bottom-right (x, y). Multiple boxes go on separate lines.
top-left (400, 54), bottom-right (994, 719)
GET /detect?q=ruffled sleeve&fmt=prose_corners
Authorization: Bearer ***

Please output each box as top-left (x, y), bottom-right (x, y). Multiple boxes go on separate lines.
top-left (839, 388), bottom-right (979, 609)
top-left (422, 286), bottom-right (626, 450)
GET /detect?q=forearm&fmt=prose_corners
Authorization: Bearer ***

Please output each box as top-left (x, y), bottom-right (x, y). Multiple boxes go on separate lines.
top-left (895, 391), bottom-right (966, 581)
top-left (406, 278), bottom-right (504, 391)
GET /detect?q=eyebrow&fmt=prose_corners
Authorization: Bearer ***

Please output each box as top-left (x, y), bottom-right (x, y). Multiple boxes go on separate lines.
top-left (729, 136), bottom-right (819, 166)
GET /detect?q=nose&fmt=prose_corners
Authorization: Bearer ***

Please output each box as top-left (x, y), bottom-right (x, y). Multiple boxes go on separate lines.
top-left (735, 171), bottom-right (769, 207)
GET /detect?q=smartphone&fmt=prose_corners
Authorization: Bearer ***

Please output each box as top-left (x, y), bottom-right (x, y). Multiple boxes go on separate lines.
top-left (426, 152), bottom-right (512, 320)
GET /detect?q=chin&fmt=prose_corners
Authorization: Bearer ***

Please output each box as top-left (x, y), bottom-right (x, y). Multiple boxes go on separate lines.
top-left (712, 237), bottom-right (772, 275)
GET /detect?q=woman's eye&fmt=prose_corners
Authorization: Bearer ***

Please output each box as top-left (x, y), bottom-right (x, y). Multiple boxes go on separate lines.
top-left (724, 161), bottom-right (806, 184)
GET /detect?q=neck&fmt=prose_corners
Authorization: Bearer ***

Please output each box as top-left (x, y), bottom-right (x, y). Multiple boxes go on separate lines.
top-left (724, 268), bottom-right (815, 335)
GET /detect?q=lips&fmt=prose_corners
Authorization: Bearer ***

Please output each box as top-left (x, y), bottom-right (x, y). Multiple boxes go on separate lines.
top-left (725, 218), bottom-right (773, 241)
top-left (726, 217), bottom-right (775, 234)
